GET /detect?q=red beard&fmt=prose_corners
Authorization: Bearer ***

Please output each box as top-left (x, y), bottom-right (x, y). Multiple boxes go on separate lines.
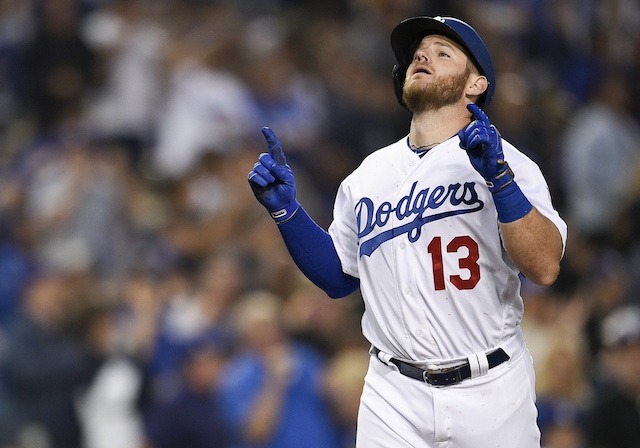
top-left (402, 69), bottom-right (470, 114)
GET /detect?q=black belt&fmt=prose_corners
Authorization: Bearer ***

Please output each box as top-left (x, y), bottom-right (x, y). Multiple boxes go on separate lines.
top-left (372, 347), bottom-right (510, 386)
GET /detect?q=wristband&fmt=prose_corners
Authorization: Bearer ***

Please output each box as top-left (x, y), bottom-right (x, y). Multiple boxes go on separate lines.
top-left (271, 199), bottom-right (300, 224)
top-left (491, 181), bottom-right (533, 223)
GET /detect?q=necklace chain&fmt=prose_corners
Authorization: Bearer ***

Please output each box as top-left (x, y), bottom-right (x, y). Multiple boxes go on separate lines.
top-left (410, 141), bottom-right (441, 150)
top-left (409, 133), bottom-right (456, 150)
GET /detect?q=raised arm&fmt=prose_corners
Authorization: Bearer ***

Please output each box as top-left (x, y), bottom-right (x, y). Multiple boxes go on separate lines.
top-left (248, 127), bottom-right (359, 298)
top-left (458, 104), bottom-right (563, 286)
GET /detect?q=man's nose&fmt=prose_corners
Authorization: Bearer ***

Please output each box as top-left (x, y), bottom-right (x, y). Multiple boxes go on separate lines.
top-left (414, 49), bottom-right (429, 62)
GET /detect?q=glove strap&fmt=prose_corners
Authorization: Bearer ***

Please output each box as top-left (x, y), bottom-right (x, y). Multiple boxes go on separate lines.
top-left (486, 160), bottom-right (514, 193)
top-left (271, 199), bottom-right (300, 224)
top-left (491, 180), bottom-right (533, 223)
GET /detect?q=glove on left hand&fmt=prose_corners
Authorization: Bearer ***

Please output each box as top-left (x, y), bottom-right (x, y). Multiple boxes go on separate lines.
top-left (248, 127), bottom-right (299, 223)
top-left (458, 104), bottom-right (533, 223)
top-left (458, 103), bottom-right (514, 194)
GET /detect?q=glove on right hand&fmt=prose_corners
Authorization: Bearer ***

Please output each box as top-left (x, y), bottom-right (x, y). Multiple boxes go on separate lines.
top-left (248, 127), bottom-right (299, 223)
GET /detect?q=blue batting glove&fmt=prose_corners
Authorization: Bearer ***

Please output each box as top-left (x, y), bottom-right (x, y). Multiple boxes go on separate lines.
top-left (458, 103), bottom-right (514, 194)
top-left (458, 104), bottom-right (533, 223)
top-left (248, 127), bottom-right (299, 223)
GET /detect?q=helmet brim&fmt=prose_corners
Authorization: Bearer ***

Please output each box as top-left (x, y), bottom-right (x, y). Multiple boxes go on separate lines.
top-left (391, 17), bottom-right (465, 67)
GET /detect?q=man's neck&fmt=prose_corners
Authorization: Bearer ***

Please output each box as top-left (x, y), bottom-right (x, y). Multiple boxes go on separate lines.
top-left (409, 102), bottom-right (472, 149)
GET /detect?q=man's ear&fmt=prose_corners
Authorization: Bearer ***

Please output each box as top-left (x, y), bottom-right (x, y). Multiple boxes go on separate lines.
top-left (466, 74), bottom-right (488, 100)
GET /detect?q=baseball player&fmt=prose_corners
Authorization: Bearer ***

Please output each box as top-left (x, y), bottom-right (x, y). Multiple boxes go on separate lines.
top-left (248, 16), bottom-right (567, 448)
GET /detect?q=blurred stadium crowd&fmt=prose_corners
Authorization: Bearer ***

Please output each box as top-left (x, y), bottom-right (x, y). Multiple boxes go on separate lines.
top-left (1, 0), bottom-right (640, 447)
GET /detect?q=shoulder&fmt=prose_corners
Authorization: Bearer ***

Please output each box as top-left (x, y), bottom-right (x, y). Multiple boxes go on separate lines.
top-left (364, 136), bottom-right (407, 162)
top-left (500, 138), bottom-right (544, 174)
top-left (342, 136), bottom-right (407, 183)
top-left (501, 138), bottom-right (535, 162)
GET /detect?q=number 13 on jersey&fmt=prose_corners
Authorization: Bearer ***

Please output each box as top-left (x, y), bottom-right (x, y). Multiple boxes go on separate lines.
top-left (427, 235), bottom-right (480, 291)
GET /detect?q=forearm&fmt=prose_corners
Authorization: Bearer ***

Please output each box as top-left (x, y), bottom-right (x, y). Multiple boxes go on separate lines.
top-left (500, 206), bottom-right (563, 286)
top-left (277, 207), bottom-right (359, 298)
top-left (488, 175), bottom-right (563, 286)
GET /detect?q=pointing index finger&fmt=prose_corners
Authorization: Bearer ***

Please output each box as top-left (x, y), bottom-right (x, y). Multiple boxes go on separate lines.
top-left (261, 126), bottom-right (286, 167)
top-left (466, 103), bottom-right (490, 126)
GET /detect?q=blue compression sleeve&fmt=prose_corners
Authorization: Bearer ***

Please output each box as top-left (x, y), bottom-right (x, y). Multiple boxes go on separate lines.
top-left (277, 207), bottom-right (359, 298)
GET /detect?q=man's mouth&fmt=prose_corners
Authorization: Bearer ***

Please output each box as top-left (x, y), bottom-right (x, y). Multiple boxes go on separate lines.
top-left (412, 66), bottom-right (432, 76)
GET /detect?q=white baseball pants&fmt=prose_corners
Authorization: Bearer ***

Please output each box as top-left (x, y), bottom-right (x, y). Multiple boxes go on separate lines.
top-left (355, 339), bottom-right (540, 447)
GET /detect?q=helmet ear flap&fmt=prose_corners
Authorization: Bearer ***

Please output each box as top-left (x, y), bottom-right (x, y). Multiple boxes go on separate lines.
top-left (392, 64), bottom-right (410, 111)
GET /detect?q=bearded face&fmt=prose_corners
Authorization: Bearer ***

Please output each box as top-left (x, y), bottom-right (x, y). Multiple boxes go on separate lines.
top-left (402, 65), bottom-right (471, 114)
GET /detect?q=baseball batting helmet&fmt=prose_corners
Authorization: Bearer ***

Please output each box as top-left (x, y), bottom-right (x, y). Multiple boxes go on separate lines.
top-left (391, 16), bottom-right (495, 110)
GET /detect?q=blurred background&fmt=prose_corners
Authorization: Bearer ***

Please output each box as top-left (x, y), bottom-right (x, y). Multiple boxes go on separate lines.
top-left (1, 0), bottom-right (640, 447)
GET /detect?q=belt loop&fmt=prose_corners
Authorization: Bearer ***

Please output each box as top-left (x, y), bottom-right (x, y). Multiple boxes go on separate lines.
top-left (374, 348), bottom-right (399, 372)
top-left (468, 352), bottom-right (489, 378)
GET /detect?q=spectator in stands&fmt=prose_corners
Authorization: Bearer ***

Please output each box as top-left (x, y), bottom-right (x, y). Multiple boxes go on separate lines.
top-left (23, 0), bottom-right (97, 131)
top-left (586, 305), bottom-right (640, 447)
top-left (560, 69), bottom-right (640, 241)
top-left (219, 290), bottom-right (342, 448)
top-left (0, 272), bottom-right (97, 448)
top-left (144, 332), bottom-right (232, 448)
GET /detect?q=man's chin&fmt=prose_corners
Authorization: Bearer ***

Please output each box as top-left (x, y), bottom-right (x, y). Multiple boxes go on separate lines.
top-left (402, 70), bottom-right (470, 113)
top-left (403, 88), bottom-right (443, 113)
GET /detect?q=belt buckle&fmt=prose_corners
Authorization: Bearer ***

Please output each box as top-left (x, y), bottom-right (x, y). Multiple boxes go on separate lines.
top-left (423, 364), bottom-right (463, 385)
top-left (423, 364), bottom-right (445, 384)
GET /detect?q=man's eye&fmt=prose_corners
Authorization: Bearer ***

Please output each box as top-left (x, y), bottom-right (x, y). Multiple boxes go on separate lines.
top-left (439, 52), bottom-right (450, 57)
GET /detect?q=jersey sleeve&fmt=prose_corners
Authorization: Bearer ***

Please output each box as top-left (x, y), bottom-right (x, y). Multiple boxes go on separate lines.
top-left (505, 143), bottom-right (568, 253)
top-left (328, 176), bottom-right (360, 278)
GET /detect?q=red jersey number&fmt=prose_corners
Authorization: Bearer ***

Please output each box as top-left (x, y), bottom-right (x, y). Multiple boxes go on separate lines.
top-left (427, 235), bottom-right (480, 291)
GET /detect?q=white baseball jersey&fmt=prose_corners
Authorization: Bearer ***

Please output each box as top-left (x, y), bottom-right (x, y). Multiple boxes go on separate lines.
top-left (328, 134), bottom-right (567, 363)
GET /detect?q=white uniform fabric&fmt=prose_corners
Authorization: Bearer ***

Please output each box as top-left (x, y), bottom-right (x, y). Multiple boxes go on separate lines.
top-left (328, 134), bottom-right (567, 447)
top-left (356, 331), bottom-right (539, 447)
top-left (329, 135), bottom-right (567, 363)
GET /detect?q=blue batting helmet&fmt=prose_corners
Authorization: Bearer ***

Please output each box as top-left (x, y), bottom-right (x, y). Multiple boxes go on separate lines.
top-left (391, 16), bottom-right (495, 110)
